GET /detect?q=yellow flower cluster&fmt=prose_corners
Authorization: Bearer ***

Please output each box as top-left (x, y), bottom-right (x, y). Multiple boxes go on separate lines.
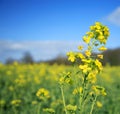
top-left (59, 72), bottom-right (72, 85)
top-left (89, 22), bottom-right (110, 44)
top-left (96, 101), bottom-right (103, 108)
top-left (66, 104), bottom-right (77, 112)
top-left (67, 22), bottom-right (109, 84)
top-left (43, 108), bottom-right (55, 113)
top-left (65, 22), bottom-right (109, 112)
top-left (91, 85), bottom-right (107, 96)
top-left (87, 70), bottom-right (98, 83)
top-left (67, 52), bottom-right (76, 62)
top-left (36, 88), bottom-right (50, 100)
top-left (98, 46), bottom-right (107, 51)
top-left (11, 99), bottom-right (21, 107)
top-left (72, 87), bottom-right (83, 95)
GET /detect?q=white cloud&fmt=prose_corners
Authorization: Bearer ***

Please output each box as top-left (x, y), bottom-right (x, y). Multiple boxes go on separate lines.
top-left (107, 7), bottom-right (120, 26)
top-left (0, 40), bottom-right (84, 62)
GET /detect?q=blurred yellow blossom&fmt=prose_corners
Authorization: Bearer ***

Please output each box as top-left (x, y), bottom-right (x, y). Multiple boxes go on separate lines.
top-left (36, 88), bottom-right (50, 100)
top-left (98, 46), bottom-right (107, 51)
top-left (11, 99), bottom-right (21, 107)
top-left (96, 101), bottom-right (102, 108)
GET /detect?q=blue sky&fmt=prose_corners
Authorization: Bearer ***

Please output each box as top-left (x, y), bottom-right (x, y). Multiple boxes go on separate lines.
top-left (0, 0), bottom-right (120, 62)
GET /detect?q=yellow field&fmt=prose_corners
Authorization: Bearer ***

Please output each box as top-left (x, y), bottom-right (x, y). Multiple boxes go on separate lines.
top-left (0, 63), bottom-right (120, 114)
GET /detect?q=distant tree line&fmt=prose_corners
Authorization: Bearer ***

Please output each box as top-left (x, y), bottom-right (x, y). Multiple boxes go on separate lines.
top-left (101, 48), bottom-right (120, 66)
top-left (6, 52), bottom-right (34, 64)
top-left (5, 48), bottom-right (120, 66)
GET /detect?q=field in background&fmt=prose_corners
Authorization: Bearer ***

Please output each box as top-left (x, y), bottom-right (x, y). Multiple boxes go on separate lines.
top-left (0, 63), bottom-right (120, 114)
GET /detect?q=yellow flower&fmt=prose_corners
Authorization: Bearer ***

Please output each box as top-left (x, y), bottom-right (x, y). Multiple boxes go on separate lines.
top-left (73, 87), bottom-right (83, 95)
top-left (101, 90), bottom-right (107, 96)
top-left (43, 108), bottom-right (55, 113)
top-left (36, 88), bottom-right (50, 100)
top-left (87, 72), bottom-right (97, 83)
top-left (78, 45), bottom-right (83, 50)
top-left (97, 54), bottom-right (103, 59)
top-left (92, 85), bottom-right (106, 96)
top-left (59, 77), bottom-right (64, 85)
top-left (104, 31), bottom-right (110, 36)
top-left (79, 64), bottom-right (91, 73)
top-left (92, 85), bottom-right (100, 95)
top-left (68, 55), bottom-right (76, 62)
top-left (95, 59), bottom-right (103, 70)
top-left (98, 35), bottom-right (105, 42)
top-left (96, 101), bottom-right (102, 108)
top-left (103, 26), bottom-right (110, 36)
top-left (72, 88), bottom-right (78, 95)
top-left (85, 50), bottom-right (91, 57)
top-left (90, 25), bottom-right (95, 30)
top-left (66, 104), bottom-right (77, 112)
top-left (11, 99), bottom-right (21, 107)
top-left (98, 46), bottom-right (107, 51)
top-left (95, 25), bottom-right (101, 30)
top-left (86, 32), bottom-right (94, 38)
top-left (79, 87), bottom-right (83, 93)
top-left (83, 36), bottom-right (91, 44)
top-left (77, 53), bottom-right (85, 59)
top-left (67, 52), bottom-right (76, 62)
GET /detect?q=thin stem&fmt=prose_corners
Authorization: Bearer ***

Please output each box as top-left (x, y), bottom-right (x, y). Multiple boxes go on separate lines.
top-left (79, 74), bottom-right (87, 114)
top-left (79, 94), bottom-right (82, 114)
top-left (37, 103), bottom-right (41, 114)
top-left (90, 95), bottom-right (97, 114)
top-left (60, 86), bottom-right (68, 114)
top-left (12, 107), bottom-right (17, 114)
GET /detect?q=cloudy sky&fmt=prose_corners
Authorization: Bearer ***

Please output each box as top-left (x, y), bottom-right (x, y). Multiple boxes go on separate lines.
top-left (0, 0), bottom-right (120, 63)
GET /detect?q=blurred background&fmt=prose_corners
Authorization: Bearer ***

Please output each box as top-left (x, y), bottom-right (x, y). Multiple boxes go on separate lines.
top-left (0, 0), bottom-right (120, 65)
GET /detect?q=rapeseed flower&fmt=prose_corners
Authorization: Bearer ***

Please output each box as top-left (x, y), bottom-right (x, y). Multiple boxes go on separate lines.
top-left (72, 87), bottom-right (83, 95)
top-left (98, 46), bottom-right (107, 51)
top-left (77, 53), bottom-right (85, 59)
top-left (66, 104), bottom-right (77, 112)
top-left (96, 101), bottom-right (102, 108)
top-left (87, 72), bottom-right (97, 83)
top-left (95, 59), bottom-right (103, 71)
top-left (11, 99), bottom-right (21, 107)
top-left (43, 108), bottom-right (55, 113)
top-left (85, 50), bottom-right (91, 57)
top-left (78, 45), bottom-right (83, 50)
top-left (86, 31), bottom-right (94, 38)
top-left (67, 52), bottom-right (76, 62)
top-left (79, 64), bottom-right (91, 73)
top-left (83, 36), bottom-right (91, 44)
top-left (36, 88), bottom-right (50, 100)
top-left (97, 54), bottom-right (103, 59)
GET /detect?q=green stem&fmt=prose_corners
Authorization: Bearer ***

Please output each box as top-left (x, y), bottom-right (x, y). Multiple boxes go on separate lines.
top-left (13, 107), bottom-right (17, 114)
top-left (79, 73), bottom-right (89, 114)
top-left (37, 103), bottom-right (41, 114)
top-left (79, 75), bottom-right (86, 113)
top-left (60, 86), bottom-right (68, 114)
top-left (79, 94), bottom-right (82, 114)
top-left (90, 95), bottom-right (97, 114)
